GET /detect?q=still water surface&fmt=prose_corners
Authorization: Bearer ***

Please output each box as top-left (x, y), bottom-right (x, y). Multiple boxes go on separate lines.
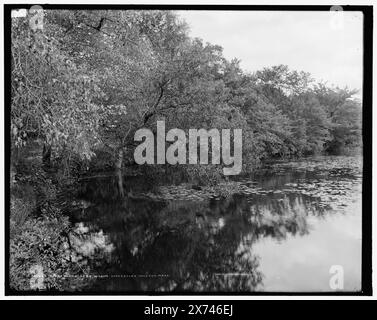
top-left (70, 156), bottom-right (362, 292)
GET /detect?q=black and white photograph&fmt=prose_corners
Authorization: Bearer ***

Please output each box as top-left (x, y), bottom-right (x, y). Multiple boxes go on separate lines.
top-left (3, 4), bottom-right (372, 295)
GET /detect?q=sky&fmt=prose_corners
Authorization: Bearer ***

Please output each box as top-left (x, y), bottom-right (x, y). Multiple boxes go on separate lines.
top-left (178, 11), bottom-right (363, 97)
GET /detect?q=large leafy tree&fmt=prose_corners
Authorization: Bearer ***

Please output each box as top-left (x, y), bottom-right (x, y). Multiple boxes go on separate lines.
top-left (313, 84), bottom-right (362, 154)
top-left (11, 11), bottom-right (103, 168)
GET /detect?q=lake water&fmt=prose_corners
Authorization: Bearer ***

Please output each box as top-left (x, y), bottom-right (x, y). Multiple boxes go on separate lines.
top-left (69, 156), bottom-right (362, 292)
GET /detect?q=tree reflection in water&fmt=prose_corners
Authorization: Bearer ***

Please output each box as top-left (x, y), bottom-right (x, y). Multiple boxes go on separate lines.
top-left (70, 178), bottom-right (331, 292)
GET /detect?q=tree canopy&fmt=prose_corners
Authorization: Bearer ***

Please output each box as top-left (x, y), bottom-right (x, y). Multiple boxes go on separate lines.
top-left (11, 9), bottom-right (362, 177)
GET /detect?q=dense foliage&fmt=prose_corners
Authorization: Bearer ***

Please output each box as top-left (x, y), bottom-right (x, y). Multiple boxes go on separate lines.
top-left (11, 10), bottom-right (362, 173)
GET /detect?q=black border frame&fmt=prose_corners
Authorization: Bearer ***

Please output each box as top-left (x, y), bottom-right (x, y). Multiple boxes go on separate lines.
top-left (3, 4), bottom-right (373, 296)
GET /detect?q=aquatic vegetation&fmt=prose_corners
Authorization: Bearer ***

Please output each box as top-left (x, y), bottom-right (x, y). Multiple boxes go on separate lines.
top-left (63, 156), bottom-right (362, 292)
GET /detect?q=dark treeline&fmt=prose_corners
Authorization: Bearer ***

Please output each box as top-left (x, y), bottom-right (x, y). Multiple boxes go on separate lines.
top-left (9, 10), bottom-right (362, 291)
top-left (11, 10), bottom-right (362, 179)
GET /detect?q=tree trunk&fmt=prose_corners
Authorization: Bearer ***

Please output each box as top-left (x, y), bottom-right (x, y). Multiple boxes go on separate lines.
top-left (115, 148), bottom-right (124, 198)
top-left (42, 143), bottom-right (51, 167)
